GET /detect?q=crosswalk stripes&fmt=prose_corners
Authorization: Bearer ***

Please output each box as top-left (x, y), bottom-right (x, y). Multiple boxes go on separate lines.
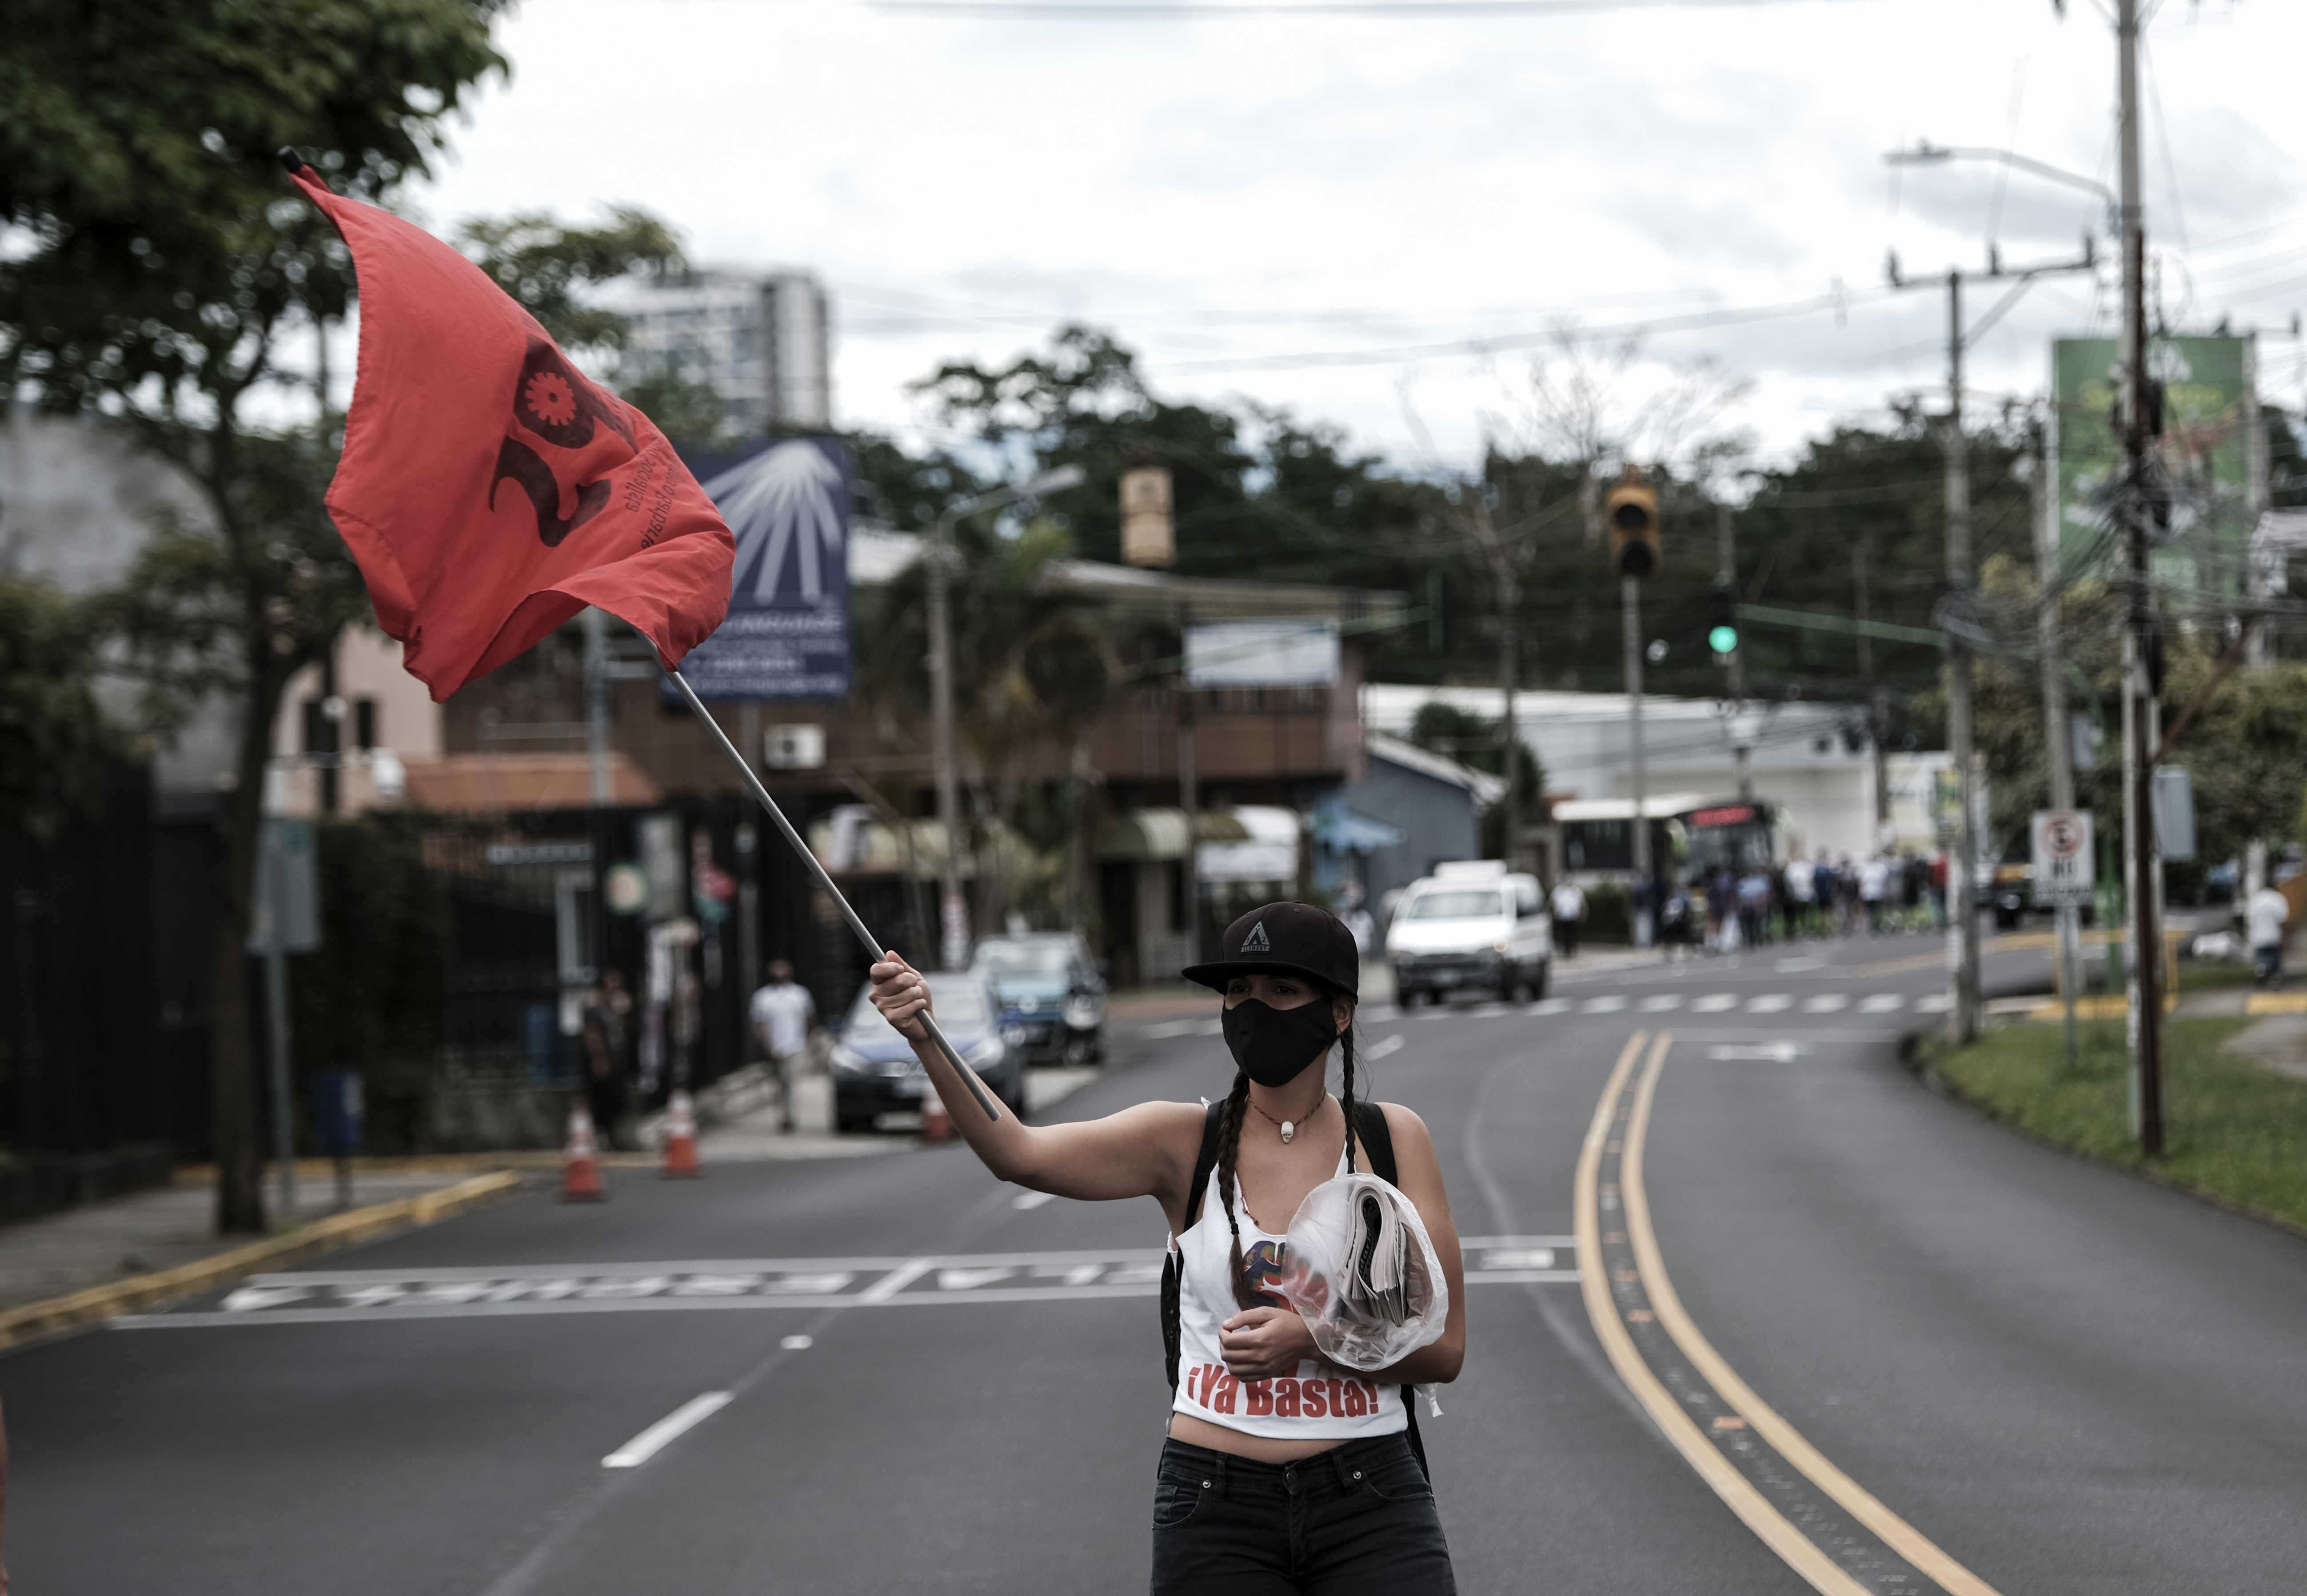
top-left (1582, 996), bottom-right (1628, 1014)
top-left (1692, 994), bottom-right (1740, 1012)
top-left (1858, 993), bottom-right (1906, 1013)
top-left (1747, 994), bottom-right (1793, 1013)
top-left (1638, 994), bottom-right (1684, 1013)
top-left (1914, 992), bottom-right (1952, 1013)
top-left (1802, 994), bottom-right (1849, 1013)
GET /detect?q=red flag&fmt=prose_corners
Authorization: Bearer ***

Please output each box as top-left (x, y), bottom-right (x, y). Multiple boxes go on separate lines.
top-left (288, 163), bottom-right (734, 700)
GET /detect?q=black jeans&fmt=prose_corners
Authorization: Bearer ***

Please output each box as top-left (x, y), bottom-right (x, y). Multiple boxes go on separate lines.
top-left (1149, 1434), bottom-right (1457, 1595)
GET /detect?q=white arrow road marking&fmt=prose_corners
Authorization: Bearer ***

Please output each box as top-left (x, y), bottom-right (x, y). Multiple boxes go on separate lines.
top-left (1858, 993), bottom-right (1906, 1013)
top-left (602, 1392), bottom-right (733, 1469)
top-left (1746, 994), bottom-right (1792, 1013)
top-left (1692, 994), bottom-right (1740, 1013)
top-left (1802, 994), bottom-right (1849, 1013)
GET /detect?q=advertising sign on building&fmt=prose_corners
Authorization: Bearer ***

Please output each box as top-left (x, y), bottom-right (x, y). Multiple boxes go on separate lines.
top-left (678, 438), bottom-right (853, 701)
top-left (1185, 618), bottom-right (1341, 688)
top-left (2029, 808), bottom-right (2095, 909)
top-left (2050, 335), bottom-right (2256, 595)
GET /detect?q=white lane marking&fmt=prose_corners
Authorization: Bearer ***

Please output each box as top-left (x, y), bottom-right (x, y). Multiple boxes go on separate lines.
top-left (1776, 957), bottom-right (1829, 973)
top-left (1692, 994), bottom-right (1740, 1013)
top-left (1582, 996), bottom-right (1628, 1014)
top-left (858, 1258), bottom-right (934, 1304)
top-left (781, 1334), bottom-right (813, 1350)
top-left (1364, 1033), bottom-right (1405, 1060)
top-left (1638, 994), bottom-right (1685, 1012)
top-left (1142, 1019), bottom-right (1201, 1040)
top-left (1746, 994), bottom-right (1793, 1013)
top-left (1011, 1189), bottom-right (1057, 1210)
top-left (1532, 998), bottom-right (1572, 1016)
top-left (1710, 1041), bottom-right (1804, 1062)
top-left (1802, 994), bottom-right (1849, 1013)
top-left (1915, 992), bottom-right (1952, 1013)
top-left (125, 1237), bottom-right (1581, 1330)
top-left (1465, 1003), bottom-right (1509, 1019)
top-left (602, 1392), bottom-right (733, 1468)
top-left (1858, 993), bottom-right (1906, 1013)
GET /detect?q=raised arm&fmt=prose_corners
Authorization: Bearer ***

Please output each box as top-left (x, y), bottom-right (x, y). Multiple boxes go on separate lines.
top-left (870, 953), bottom-right (1205, 1220)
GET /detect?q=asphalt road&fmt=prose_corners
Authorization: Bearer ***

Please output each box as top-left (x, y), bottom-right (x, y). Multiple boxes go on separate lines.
top-left (13, 926), bottom-right (2307, 1593)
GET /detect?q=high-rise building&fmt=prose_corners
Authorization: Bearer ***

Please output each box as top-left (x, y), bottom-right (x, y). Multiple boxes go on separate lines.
top-left (615, 269), bottom-right (833, 437)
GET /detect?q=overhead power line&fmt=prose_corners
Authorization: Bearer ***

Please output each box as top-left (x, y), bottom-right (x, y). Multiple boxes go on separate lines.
top-left (1161, 288), bottom-right (1903, 374)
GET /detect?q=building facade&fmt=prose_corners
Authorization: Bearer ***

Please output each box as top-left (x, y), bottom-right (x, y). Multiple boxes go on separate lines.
top-left (612, 269), bottom-right (834, 436)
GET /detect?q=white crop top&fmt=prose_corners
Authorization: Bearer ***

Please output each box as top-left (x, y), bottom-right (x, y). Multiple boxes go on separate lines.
top-left (1168, 1145), bottom-right (1407, 1440)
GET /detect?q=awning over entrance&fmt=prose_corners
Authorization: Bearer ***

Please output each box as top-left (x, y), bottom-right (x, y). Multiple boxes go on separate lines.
top-left (1094, 807), bottom-right (1252, 862)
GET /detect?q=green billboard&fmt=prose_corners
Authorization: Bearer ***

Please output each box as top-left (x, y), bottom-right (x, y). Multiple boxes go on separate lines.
top-left (2050, 334), bottom-right (2255, 596)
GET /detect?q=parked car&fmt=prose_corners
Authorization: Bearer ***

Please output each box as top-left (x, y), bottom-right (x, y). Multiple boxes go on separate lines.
top-left (1385, 862), bottom-right (1552, 1005)
top-left (970, 932), bottom-right (1106, 1066)
top-left (829, 974), bottom-right (1025, 1133)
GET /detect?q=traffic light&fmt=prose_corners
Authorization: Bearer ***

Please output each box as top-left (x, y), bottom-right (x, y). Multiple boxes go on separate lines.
top-left (1605, 468), bottom-right (1660, 579)
top-left (1706, 576), bottom-right (1739, 657)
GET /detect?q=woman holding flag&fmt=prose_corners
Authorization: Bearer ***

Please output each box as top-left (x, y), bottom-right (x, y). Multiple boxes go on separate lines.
top-left (870, 900), bottom-right (1465, 1594)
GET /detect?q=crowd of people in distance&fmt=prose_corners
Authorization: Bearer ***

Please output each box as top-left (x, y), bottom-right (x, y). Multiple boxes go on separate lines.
top-left (1631, 850), bottom-right (1952, 957)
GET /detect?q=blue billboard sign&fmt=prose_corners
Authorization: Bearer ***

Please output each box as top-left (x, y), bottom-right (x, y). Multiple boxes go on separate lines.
top-left (678, 438), bottom-right (853, 701)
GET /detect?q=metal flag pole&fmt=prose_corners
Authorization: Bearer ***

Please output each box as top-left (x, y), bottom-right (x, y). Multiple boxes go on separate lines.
top-left (666, 668), bottom-right (1002, 1122)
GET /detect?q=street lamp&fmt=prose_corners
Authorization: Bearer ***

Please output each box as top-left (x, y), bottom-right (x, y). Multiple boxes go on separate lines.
top-left (926, 463), bottom-right (1086, 970)
top-left (1885, 139), bottom-right (2118, 235)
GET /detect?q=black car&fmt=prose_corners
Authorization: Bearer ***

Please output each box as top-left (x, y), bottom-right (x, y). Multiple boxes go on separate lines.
top-left (829, 974), bottom-right (1025, 1133)
top-left (969, 933), bottom-right (1106, 1067)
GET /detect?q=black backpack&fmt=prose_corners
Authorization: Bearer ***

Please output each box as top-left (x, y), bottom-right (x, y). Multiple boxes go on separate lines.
top-left (1159, 1098), bottom-right (1429, 1477)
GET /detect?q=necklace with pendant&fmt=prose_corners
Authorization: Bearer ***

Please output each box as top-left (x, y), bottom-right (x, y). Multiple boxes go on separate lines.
top-left (1250, 1098), bottom-right (1310, 1144)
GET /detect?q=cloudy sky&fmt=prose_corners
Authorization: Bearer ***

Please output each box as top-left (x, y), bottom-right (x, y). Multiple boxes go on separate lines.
top-left (412, 0), bottom-right (2304, 477)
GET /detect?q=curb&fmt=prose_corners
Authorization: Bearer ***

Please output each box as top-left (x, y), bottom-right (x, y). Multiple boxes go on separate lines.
top-left (0, 1170), bottom-right (525, 1353)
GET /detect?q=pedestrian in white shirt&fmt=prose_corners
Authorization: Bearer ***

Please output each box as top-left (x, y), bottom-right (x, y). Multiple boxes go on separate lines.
top-left (750, 960), bottom-right (818, 1132)
top-left (2247, 884), bottom-right (2291, 987)
top-left (1551, 879), bottom-right (1588, 960)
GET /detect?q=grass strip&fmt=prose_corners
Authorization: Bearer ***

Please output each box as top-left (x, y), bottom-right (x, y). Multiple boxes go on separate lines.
top-left (1922, 1017), bottom-right (2307, 1237)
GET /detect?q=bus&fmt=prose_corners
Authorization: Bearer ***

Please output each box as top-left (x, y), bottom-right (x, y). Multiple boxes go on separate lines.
top-left (1553, 794), bottom-right (1787, 886)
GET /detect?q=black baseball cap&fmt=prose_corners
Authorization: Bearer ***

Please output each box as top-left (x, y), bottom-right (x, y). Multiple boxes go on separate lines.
top-left (1182, 901), bottom-right (1360, 999)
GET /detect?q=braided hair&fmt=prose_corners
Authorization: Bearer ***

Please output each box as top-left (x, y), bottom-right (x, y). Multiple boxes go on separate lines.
top-left (1214, 981), bottom-right (1358, 1310)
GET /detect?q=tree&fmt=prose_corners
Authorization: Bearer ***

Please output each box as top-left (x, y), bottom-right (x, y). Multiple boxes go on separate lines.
top-left (3, 0), bottom-right (509, 1232)
top-left (1406, 700), bottom-right (1544, 858)
top-left (0, 575), bottom-right (118, 835)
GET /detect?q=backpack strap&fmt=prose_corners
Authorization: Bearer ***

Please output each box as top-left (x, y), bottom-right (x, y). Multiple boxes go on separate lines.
top-left (1353, 1099), bottom-right (1430, 1480)
top-left (1162, 1101), bottom-right (1228, 1392)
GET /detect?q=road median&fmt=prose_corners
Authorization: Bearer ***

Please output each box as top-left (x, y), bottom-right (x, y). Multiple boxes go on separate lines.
top-left (1915, 1017), bottom-right (2307, 1239)
top-left (0, 1170), bottom-right (523, 1352)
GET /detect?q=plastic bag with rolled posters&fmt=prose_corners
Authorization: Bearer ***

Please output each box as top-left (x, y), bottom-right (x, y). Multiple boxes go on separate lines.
top-left (1278, 1173), bottom-right (1449, 1372)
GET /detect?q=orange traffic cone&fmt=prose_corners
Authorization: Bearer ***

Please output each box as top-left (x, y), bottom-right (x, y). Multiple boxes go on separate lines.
top-left (561, 1103), bottom-right (607, 1201)
top-left (919, 1089), bottom-right (954, 1144)
top-left (661, 1089), bottom-right (701, 1177)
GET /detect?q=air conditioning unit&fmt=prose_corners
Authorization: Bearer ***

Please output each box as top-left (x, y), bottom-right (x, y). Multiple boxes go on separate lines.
top-left (762, 724), bottom-right (826, 770)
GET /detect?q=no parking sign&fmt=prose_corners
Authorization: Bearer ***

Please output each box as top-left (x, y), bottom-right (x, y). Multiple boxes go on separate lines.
top-left (2030, 809), bottom-right (2095, 908)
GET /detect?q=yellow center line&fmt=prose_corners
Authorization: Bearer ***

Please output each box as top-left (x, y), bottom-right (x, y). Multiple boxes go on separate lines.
top-left (1616, 1036), bottom-right (2005, 1596)
top-left (1575, 1033), bottom-right (1869, 1596)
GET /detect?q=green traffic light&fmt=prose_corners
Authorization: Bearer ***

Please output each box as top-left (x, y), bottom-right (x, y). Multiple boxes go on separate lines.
top-left (1708, 625), bottom-right (1739, 654)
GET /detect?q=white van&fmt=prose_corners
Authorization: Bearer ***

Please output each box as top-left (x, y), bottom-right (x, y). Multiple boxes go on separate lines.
top-left (1385, 861), bottom-right (1552, 1006)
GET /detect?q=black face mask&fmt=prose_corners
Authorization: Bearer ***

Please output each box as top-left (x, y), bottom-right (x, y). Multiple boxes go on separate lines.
top-left (1221, 998), bottom-right (1339, 1088)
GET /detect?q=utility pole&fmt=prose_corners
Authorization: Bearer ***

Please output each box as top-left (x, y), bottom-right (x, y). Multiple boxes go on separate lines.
top-left (1624, 575), bottom-right (1649, 881)
top-left (2117, 0), bottom-right (2165, 1153)
top-left (1472, 489), bottom-right (1521, 868)
top-left (1853, 533), bottom-right (1890, 839)
top-left (1177, 606), bottom-right (1202, 961)
top-left (1715, 501), bottom-right (1752, 800)
top-left (583, 604), bottom-right (612, 996)
top-left (927, 508), bottom-right (967, 971)
top-left (1944, 267), bottom-right (1983, 1045)
top-left (2033, 420), bottom-right (2083, 1075)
